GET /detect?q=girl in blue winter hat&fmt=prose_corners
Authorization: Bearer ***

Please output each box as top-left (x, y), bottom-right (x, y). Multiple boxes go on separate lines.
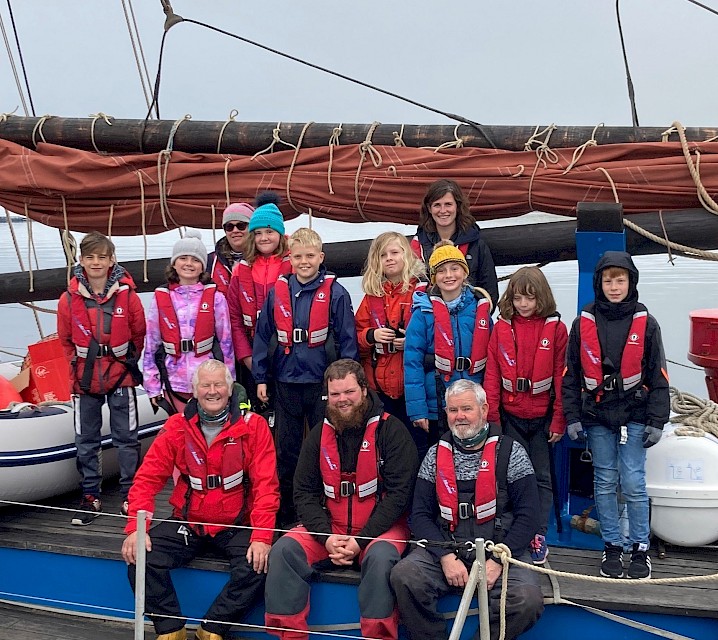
top-left (143, 229), bottom-right (236, 415)
top-left (227, 192), bottom-right (290, 408)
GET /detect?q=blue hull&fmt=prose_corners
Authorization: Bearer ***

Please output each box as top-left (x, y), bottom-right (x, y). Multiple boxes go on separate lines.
top-left (1, 547), bottom-right (716, 640)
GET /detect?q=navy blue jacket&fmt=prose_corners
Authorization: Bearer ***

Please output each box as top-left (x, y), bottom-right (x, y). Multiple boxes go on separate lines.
top-left (252, 266), bottom-right (359, 384)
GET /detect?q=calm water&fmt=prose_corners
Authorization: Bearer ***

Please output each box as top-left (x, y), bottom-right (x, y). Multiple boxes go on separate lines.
top-left (1, 215), bottom-right (716, 399)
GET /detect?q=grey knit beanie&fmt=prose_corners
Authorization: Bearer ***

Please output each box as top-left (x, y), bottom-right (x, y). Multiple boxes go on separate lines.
top-left (171, 229), bottom-right (208, 271)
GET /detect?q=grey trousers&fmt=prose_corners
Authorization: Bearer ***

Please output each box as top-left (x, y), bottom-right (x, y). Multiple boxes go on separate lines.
top-left (390, 547), bottom-right (544, 640)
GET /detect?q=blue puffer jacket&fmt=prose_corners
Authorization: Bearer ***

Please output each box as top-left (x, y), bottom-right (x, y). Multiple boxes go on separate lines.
top-left (404, 285), bottom-right (492, 422)
top-left (252, 266), bottom-right (359, 384)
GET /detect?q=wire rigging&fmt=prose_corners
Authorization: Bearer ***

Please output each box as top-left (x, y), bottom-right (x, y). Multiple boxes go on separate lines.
top-left (4, 0), bottom-right (35, 116)
top-left (0, 5), bottom-right (29, 115)
top-left (615, 0), bottom-right (640, 129)
top-left (684, 0), bottom-right (718, 18)
top-left (120, 0), bottom-right (156, 117)
top-left (147, 3), bottom-right (497, 148)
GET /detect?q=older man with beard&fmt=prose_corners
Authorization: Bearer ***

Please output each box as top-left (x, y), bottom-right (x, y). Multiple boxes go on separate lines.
top-left (391, 379), bottom-right (544, 640)
top-left (264, 359), bottom-right (419, 640)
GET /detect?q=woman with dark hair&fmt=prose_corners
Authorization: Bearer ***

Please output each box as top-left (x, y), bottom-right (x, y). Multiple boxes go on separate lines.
top-left (410, 179), bottom-right (499, 307)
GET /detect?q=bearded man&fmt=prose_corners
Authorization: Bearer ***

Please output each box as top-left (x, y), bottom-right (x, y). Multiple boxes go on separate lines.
top-left (264, 358), bottom-right (419, 640)
top-left (390, 379), bottom-right (544, 640)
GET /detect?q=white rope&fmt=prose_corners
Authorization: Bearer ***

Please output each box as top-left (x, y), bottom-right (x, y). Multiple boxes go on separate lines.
top-left (669, 386), bottom-right (718, 437)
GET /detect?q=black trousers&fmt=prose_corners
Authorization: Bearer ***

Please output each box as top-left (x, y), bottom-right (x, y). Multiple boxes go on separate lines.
top-left (128, 520), bottom-right (265, 635)
top-left (274, 381), bottom-right (325, 520)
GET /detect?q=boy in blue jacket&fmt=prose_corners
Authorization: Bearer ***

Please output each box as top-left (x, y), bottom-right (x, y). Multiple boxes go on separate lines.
top-left (253, 227), bottom-right (359, 524)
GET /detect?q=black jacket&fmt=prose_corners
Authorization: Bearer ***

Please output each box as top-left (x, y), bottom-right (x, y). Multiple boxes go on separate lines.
top-left (293, 389), bottom-right (419, 549)
top-left (562, 251), bottom-right (670, 430)
top-left (414, 223), bottom-right (499, 308)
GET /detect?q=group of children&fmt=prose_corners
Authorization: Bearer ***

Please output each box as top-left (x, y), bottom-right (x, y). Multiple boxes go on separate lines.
top-left (58, 178), bottom-right (669, 579)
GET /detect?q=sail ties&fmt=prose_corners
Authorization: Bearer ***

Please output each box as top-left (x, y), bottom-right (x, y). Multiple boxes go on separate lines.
top-left (673, 120), bottom-right (718, 217)
top-left (157, 114), bottom-right (191, 230)
top-left (562, 123), bottom-right (603, 174)
top-left (524, 124), bottom-right (559, 211)
top-left (286, 121), bottom-right (314, 216)
top-left (31, 115), bottom-right (53, 149)
top-left (136, 170), bottom-right (149, 282)
top-left (426, 123), bottom-right (466, 152)
top-left (217, 109), bottom-right (238, 155)
top-left (251, 122), bottom-right (297, 159)
top-left (327, 124), bottom-right (343, 195)
top-left (88, 112), bottom-right (114, 154)
top-left (354, 121), bottom-right (383, 221)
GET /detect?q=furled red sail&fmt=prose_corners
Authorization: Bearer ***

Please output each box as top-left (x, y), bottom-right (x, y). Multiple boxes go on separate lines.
top-left (0, 137), bottom-right (715, 234)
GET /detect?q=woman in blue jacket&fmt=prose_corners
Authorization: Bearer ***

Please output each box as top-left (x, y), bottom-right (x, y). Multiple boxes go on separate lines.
top-left (404, 240), bottom-right (493, 456)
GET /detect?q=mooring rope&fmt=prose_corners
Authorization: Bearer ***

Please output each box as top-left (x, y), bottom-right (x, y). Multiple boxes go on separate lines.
top-left (669, 386), bottom-right (718, 437)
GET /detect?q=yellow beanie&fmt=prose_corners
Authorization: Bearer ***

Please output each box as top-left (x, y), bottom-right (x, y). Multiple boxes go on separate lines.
top-left (428, 242), bottom-right (469, 283)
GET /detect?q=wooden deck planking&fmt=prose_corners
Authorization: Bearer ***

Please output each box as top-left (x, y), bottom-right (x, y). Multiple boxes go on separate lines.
top-left (2, 482), bottom-right (718, 620)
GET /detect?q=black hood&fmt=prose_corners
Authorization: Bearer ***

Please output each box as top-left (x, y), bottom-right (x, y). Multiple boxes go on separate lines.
top-left (592, 251), bottom-right (639, 320)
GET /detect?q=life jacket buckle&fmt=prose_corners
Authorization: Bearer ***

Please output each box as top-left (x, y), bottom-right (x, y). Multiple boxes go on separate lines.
top-left (206, 474), bottom-right (222, 489)
top-left (455, 357), bottom-right (472, 372)
top-left (180, 339), bottom-right (195, 353)
top-left (603, 374), bottom-right (615, 392)
top-left (96, 344), bottom-right (111, 358)
top-left (340, 480), bottom-right (355, 497)
top-left (515, 377), bottom-right (531, 393)
top-left (292, 328), bottom-right (308, 343)
top-left (458, 502), bottom-right (474, 520)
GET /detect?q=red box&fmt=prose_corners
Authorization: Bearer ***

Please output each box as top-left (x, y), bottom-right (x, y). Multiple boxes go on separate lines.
top-left (18, 337), bottom-right (72, 404)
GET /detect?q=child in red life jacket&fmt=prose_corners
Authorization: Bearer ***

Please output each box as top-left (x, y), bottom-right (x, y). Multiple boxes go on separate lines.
top-left (227, 192), bottom-right (290, 406)
top-left (57, 232), bottom-right (146, 525)
top-left (483, 266), bottom-right (568, 565)
top-left (404, 240), bottom-right (494, 456)
top-left (355, 232), bottom-right (426, 452)
top-left (143, 230), bottom-right (235, 416)
top-left (252, 227), bottom-right (359, 525)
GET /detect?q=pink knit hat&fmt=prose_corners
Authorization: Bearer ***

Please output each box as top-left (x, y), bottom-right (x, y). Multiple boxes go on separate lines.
top-left (222, 202), bottom-right (254, 226)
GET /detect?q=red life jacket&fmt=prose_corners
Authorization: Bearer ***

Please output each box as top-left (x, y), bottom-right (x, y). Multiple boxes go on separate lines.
top-left (320, 412), bottom-right (387, 534)
top-left (274, 274), bottom-right (334, 352)
top-left (183, 413), bottom-right (249, 522)
top-left (432, 292), bottom-right (491, 380)
top-left (71, 285), bottom-right (132, 360)
top-left (410, 236), bottom-right (469, 263)
top-left (495, 315), bottom-right (559, 396)
top-left (155, 284), bottom-right (217, 357)
top-left (579, 309), bottom-right (647, 395)
top-left (235, 255), bottom-right (292, 332)
top-left (436, 433), bottom-right (499, 531)
top-left (209, 258), bottom-right (232, 296)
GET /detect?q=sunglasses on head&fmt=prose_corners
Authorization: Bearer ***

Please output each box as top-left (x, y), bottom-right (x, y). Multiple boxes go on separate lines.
top-left (223, 221), bottom-right (248, 232)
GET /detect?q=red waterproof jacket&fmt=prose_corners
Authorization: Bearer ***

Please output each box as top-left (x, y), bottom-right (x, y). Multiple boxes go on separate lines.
top-left (125, 397), bottom-right (279, 542)
top-left (57, 266), bottom-right (145, 395)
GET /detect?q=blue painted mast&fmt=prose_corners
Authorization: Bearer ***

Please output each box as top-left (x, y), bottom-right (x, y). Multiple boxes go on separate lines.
top-left (553, 202), bottom-right (626, 545)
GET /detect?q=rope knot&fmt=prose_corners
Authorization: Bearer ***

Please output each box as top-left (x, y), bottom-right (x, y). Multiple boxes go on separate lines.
top-left (487, 541), bottom-right (512, 565)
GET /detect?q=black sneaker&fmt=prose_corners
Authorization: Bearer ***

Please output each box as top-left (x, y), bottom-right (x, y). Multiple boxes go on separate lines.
top-left (71, 495), bottom-right (102, 526)
top-left (600, 543), bottom-right (624, 578)
top-left (627, 543), bottom-right (652, 579)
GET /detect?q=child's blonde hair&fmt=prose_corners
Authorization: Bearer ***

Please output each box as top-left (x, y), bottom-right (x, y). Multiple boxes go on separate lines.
top-left (498, 266), bottom-right (557, 319)
top-left (361, 232), bottom-right (425, 297)
top-left (289, 227), bottom-right (323, 252)
top-left (240, 230), bottom-right (289, 265)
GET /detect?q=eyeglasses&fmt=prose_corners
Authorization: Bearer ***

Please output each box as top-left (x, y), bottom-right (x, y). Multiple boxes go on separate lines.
top-left (223, 221), bottom-right (248, 232)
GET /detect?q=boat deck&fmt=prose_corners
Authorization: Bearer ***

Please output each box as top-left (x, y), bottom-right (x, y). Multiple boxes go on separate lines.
top-left (1, 482), bottom-right (718, 627)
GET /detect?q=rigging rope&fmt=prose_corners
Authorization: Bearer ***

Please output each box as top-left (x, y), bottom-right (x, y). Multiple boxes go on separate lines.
top-left (4, 0), bottom-right (34, 115)
top-left (615, 0), bottom-right (640, 129)
top-left (0, 7), bottom-right (29, 116)
top-left (120, 0), bottom-right (155, 115)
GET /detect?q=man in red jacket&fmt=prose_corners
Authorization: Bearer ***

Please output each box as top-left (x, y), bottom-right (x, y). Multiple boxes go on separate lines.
top-left (57, 231), bottom-right (146, 525)
top-left (121, 359), bottom-right (280, 640)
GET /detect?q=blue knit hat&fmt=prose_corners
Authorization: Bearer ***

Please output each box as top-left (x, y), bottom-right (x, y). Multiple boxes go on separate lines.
top-left (248, 203), bottom-right (285, 235)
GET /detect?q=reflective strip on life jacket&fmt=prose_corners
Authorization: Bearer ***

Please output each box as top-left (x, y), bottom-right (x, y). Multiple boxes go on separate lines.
top-left (71, 285), bottom-right (132, 359)
top-left (432, 294), bottom-right (491, 379)
top-left (496, 315), bottom-right (558, 395)
top-left (580, 309), bottom-right (647, 393)
top-left (155, 284), bottom-right (217, 357)
top-left (274, 273), bottom-right (334, 350)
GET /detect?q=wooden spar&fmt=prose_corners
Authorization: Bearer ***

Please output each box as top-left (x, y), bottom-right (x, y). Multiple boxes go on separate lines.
top-left (1, 116), bottom-right (718, 155)
top-left (1, 209), bottom-right (715, 304)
